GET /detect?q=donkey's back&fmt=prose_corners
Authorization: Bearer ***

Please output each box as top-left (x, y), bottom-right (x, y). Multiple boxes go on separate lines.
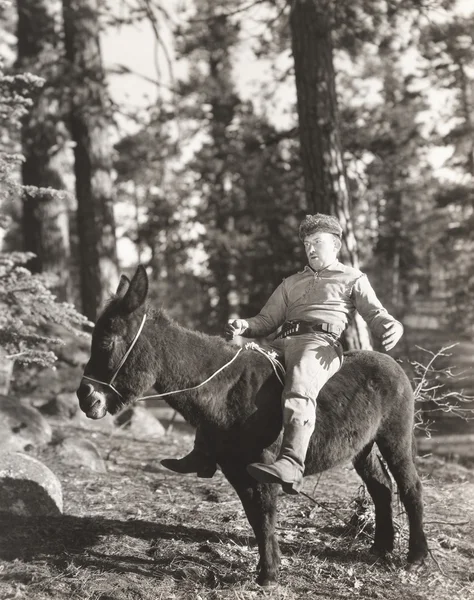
top-left (303, 350), bottom-right (415, 474)
top-left (217, 348), bottom-right (416, 478)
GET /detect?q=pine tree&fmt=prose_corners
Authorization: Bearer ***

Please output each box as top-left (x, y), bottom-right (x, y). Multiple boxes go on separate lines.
top-left (0, 8), bottom-right (89, 394)
top-left (419, 13), bottom-right (474, 334)
top-left (62, 0), bottom-right (119, 321)
top-left (16, 0), bottom-right (71, 300)
top-left (289, 0), bottom-right (371, 349)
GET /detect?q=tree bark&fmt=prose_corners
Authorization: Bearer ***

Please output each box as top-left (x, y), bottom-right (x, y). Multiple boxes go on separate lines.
top-left (62, 0), bottom-right (119, 320)
top-left (16, 0), bottom-right (71, 300)
top-left (200, 10), bottom-right (239, 331)
top-left (290, 0), bottom-right (371, 349)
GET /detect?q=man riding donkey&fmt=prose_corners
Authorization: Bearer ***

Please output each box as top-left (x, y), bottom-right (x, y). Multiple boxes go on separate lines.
top-left (161, 214), bottom-right (404, 494)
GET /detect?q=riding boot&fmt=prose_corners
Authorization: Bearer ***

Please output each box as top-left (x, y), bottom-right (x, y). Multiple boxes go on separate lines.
top-left (161, 427), bottom-right (217, 478)
top-left (246, 422), bottom-right (314, 494)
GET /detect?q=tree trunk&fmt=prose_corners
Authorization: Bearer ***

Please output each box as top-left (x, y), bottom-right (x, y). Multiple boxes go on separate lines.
top-left (458, 61), bottom-right (474, 177)
top-left (290, 0), bottom-right (371, 349)
top-left (16, 0), bottom-right (71, 300)
top-left (62, 0), bottom-right (119, 321)
top-left (202, 10), bottom-right (239, 332)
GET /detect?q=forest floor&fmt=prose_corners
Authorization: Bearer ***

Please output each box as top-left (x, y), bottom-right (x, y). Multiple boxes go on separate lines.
top-left (1, 421), bottom-right (474, 600)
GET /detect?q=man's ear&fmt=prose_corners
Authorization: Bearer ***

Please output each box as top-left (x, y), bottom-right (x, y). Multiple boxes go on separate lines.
top-left (116, 275), bottom-right (130, 299)
top-left (121, 265), bottom-right (149, 314)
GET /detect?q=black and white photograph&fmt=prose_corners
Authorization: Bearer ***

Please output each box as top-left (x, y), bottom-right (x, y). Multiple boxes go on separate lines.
top-left (0, 0), bottom-right (473, 598)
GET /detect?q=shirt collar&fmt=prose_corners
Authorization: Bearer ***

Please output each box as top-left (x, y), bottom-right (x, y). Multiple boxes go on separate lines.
top-left (302, 259), bottom-right (345, 274)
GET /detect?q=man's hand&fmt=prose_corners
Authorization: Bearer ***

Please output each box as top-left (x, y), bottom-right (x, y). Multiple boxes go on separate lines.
top-left (381, 321), bottom-right (404, 352)
top-left (224, 319), bottom-right (249, 339)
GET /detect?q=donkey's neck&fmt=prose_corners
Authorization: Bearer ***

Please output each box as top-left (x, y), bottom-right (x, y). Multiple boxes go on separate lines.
top-left (147, 310), bottom-right (239, 426)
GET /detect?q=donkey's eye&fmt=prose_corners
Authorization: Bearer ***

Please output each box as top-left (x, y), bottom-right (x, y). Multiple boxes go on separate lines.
top-left (100, 337), bottom-right (115, 351)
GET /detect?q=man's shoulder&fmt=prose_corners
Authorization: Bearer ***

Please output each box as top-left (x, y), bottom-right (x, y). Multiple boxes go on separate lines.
top-left (332, 261), bottom-right (364, 280)
top-left (284, 269), bottom-right (309, 283)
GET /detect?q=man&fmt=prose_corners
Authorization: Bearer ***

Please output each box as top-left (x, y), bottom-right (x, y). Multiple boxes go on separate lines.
top-left (161, 214), bottom-right (404, 494)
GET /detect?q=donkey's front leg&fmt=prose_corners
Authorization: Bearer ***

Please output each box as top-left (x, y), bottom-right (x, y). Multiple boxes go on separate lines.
top-left (221, 462), bottom-right (280, 586)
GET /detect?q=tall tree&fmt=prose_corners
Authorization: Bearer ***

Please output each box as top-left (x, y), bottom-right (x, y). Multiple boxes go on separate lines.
top-left (0, 21), bottom-right (89, 394)
top-left (365, 30), bottom-right (427, 318)
top-left (177, 2), bottom-right (242, 331)
top-left (16, 0), bottom-right (71, 299)
top-left (289, 0), bottom-right (371, 349)
top-left (419, 14), bottom-right (474, 334)
top-left (420, 16), bottom-right (474, 177)
top-left (62, 0), bottom-right (119, 320)
top-left (173, 1), bottom-right (308, 333)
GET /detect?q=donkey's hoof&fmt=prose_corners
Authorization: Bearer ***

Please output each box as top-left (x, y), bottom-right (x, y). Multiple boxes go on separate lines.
top-left (406, 560), bottom-right (426, 572)
top-left (256, 573), bottom-right (278, 588)
top-left (369, 543), bottom-right (393, 558)
top-left (406, 548), bottom-right (429, 570)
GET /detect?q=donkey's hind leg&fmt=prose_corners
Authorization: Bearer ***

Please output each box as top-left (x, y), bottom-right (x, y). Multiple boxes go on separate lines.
top-left (220, 461), bottom-right (281, 587)
top-left (353, 442), bottom-right (394, 557)
top-left (377, 433), bottom-right (428, 566)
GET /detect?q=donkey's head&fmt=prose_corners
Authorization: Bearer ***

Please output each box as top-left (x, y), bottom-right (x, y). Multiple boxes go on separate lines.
top-left (76, 265), bottom-right (157, 419)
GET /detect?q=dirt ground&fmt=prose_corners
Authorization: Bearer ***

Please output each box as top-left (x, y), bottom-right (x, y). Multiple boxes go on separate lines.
top-left (1, 422), bottom-right (473, 600)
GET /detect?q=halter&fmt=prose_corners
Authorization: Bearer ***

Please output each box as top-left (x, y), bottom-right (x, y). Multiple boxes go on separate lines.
top-left (81, 313), bottom-right (285, 403)
top-left (82, 313), bottom-right (147, 399)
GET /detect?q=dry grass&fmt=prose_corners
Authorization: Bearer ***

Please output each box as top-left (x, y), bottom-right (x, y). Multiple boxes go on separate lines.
top-left (1, 423), bottom-right (473, 600)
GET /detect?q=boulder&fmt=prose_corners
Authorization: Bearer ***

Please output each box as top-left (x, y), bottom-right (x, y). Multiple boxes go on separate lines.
top-left (0, 395), bottom-right (52, 452)
top-left (0, 352), bottom-right (13, 395)
top-left (116, 405), bottom-right (166, 439)
top-left (0, 452), bottom-right (63, 515)
top-left (71, 409), bottom-right (115, 432)
top-left (40, 392), bottom-right (79, 419)
top-left (52, 438), bottom-right (106, 472)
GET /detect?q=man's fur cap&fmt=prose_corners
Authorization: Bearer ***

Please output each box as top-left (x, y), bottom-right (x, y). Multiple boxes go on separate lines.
top-left (298, 214), bottom-right (343, 241)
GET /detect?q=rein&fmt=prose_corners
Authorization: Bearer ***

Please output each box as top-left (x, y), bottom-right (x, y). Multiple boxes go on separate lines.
top-left (82, 313), bottom-right (285, 402)
top-left (136, 348), bottom-right (244, 401)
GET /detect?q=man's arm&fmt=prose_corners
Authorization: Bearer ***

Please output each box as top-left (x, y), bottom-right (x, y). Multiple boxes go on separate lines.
top-left (226, 281), bottom-right (288, 339)
top-left (352, 275), bottom-right (403, 351)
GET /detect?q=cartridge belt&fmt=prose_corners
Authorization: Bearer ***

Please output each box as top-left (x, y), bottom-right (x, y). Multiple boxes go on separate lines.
top-left (277, 320), bottom-right (343, 339)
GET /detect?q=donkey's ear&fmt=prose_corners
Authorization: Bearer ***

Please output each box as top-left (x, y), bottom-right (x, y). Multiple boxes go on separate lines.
top-left (116, 275), bottom-right (130, 299)
top-left (121, 265), bottom-right (148, 314)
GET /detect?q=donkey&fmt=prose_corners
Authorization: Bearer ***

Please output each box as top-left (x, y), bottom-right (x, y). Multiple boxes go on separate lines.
top-left (76, 265), bottom-right (428, 586)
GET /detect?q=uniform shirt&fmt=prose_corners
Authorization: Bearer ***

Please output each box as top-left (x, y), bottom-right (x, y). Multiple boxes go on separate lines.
top-left (245, 260), bottom-right (401, 339)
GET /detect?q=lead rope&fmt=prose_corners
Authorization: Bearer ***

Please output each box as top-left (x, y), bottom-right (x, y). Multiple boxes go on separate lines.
top-left (136, 342), bottom-right (285, 402)
top-left (82, 311), bottom-right (285, 402)
top-left (136, 347), bottom-right (244, 401)
top-left (243, 342), bottom-right (286, 386)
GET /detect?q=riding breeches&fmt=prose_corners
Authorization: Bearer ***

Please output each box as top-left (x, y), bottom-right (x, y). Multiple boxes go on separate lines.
top-left (267, 333), bottom-right (343, 428)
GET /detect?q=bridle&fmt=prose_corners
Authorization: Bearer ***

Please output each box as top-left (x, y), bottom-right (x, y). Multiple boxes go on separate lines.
top-left (81, 312), bottom-right (285, 403)
top-left (82, 313), bottom-right (147, 400)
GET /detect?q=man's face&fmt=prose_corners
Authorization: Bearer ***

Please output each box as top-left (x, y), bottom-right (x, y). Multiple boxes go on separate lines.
top-left (303, 232), bottom-right (340, 270)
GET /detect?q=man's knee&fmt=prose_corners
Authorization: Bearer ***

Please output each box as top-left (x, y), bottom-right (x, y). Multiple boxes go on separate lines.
top-left (283, 395), bottom-right (317, 426)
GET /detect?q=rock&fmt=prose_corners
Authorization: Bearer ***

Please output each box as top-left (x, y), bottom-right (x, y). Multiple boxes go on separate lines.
top-left (0, 352), bottom-right (13, 395)
top-left (52, 438), bottom-right (106, 472)
top-left (71, 409), bottom-right (115, 432)
top-left (0, 395), bottom-right (52, 452)
top-left (30, 368), bottom-right (62, 397)
top-left (116, 405), bottom-right (165, 439)
top-left (0, 452), bottom-right (63, 515)
top-left (40, 392), bottom-right (78, 419)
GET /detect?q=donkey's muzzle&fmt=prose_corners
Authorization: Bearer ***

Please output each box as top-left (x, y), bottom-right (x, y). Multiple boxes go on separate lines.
top-left (77, 382), bottom-right (107, 419)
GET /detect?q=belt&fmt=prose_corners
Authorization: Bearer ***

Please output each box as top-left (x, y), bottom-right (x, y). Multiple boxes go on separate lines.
top-left (277, 320), bottom-right (343, 339)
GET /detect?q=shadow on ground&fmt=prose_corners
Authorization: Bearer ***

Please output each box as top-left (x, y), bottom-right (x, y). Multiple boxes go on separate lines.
top-left (0, 510), bottom-right (384, 587)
